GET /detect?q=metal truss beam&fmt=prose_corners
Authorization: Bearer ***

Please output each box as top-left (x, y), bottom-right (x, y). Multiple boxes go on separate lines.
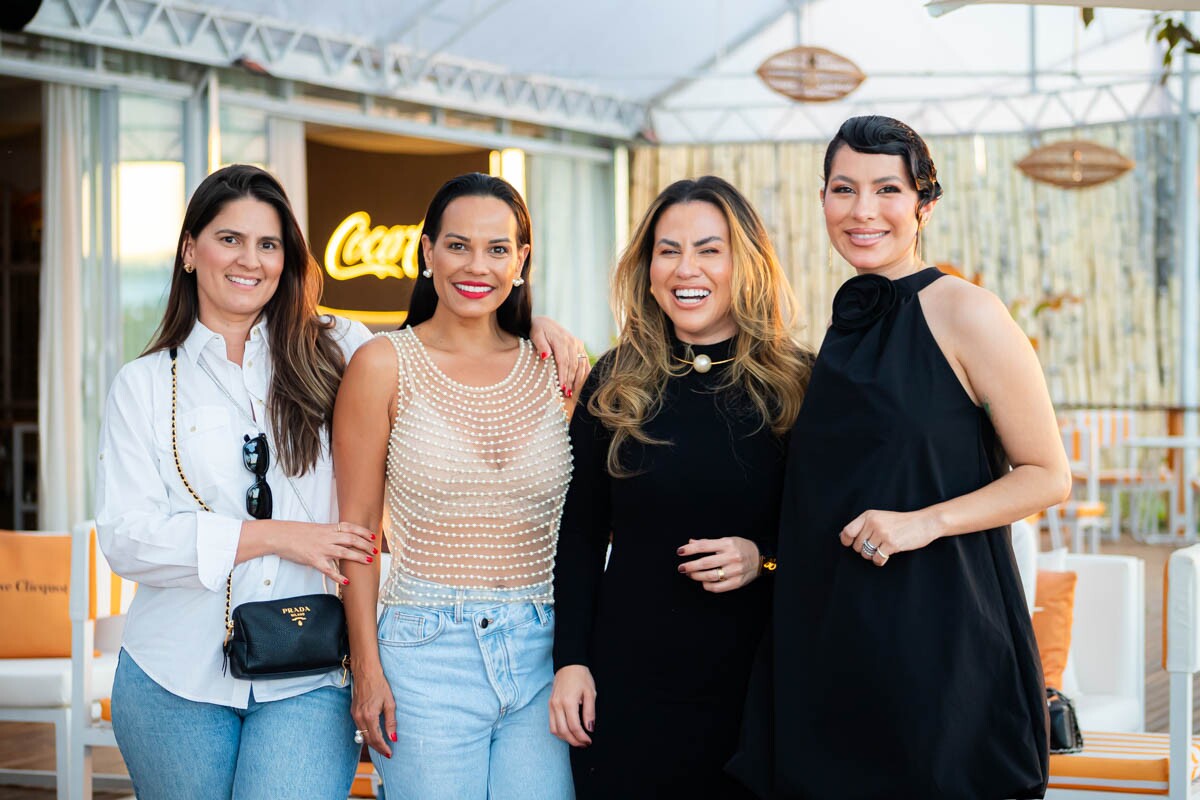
top-left (25, 0), bottom-right (646, 140)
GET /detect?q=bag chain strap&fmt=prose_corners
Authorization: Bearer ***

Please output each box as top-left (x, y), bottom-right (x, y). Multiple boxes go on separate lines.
top-left (170, 348), bottom-right (236, 646)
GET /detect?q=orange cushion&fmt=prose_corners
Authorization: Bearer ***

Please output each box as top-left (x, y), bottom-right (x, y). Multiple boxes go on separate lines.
top-left (1049, 730), bottom-right (1200, 793)
top-left (1032, 569), bottom-right (1076, 689)
top-left (0, 531), bottom-right (72, 657)
top-left (351, 761), bottom-right (376, 798)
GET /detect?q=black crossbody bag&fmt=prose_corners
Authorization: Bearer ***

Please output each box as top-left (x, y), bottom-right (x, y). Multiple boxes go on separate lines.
top-left (1046, 687), bottom-right (1084, 754)
top-left (169, 347), bottom-right (350, 682)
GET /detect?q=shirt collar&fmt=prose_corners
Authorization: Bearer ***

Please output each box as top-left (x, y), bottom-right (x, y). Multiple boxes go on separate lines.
top-left (179, 317), bottom-right (270, 366)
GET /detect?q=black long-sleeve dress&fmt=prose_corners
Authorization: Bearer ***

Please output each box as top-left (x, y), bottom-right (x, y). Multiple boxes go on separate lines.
top-left (728, 267), bottom-right (1048, 800)
top-left (553, 337), bottom-right (786, 799)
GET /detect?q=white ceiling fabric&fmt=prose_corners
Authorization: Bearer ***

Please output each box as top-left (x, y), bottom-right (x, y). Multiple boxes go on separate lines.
top-left (189, 0), bottom-right (1200, 142)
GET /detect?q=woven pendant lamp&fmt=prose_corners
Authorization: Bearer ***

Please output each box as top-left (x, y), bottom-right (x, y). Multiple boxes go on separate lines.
top-left (756, 45), bottom-right (865, 103)
top-left (1016, 140), bottom-right (1134, 189)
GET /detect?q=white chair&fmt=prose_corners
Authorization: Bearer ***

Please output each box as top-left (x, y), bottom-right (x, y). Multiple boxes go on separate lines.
top-left (0, 529), bottom-right (83, 800)
top-left (1048, 423), bottom-right (1108, 553)
top-left (1044, 544), bottom-right (1200, 798)
top-left (68, 520), bottom-right (134, 800)
top-left (1013, 527), bottom-right (1145, 734)
top-left (1050, 551), bottom-right (1145, 732)
top-left (1067, 410), bottom-right (1175, 542)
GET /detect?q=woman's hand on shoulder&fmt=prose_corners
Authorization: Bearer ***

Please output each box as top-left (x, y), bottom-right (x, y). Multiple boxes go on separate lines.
top-left (351, 661), bottom-right (397, 758)
top-left (530, 316), bottom-right (590, 399)
top-left (676, 536), bottom-right (761, 592)
top-left (549, 664), bottom-right (596, 747)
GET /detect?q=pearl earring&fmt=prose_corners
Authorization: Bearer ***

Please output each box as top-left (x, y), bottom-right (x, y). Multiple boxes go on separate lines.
top-left (422, 268), bottom-right (432, 278)
top-left (512, 276), bottom-right (525, 287)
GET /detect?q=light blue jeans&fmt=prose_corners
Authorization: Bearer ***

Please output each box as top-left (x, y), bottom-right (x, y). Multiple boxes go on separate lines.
top-left (371, 591), bottom-right (573, 800)
top-left (111, 649), bottom-right (360, 799)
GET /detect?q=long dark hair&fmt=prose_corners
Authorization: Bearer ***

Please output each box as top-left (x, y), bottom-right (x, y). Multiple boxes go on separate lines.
top-left (405, 172), bottom-right (533, 337)
top-left (144, 164), bottom-right (345, 477)
top-left (822, 115), bottom-right (943, 213)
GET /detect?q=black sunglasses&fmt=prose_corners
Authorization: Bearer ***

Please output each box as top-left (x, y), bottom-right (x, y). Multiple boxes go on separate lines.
top-left (242, 433), bottom-right (273, 520)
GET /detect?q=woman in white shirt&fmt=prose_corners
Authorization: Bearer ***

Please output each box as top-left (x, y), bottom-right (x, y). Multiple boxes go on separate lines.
top-left (97, 163), bottom-right (393, 799)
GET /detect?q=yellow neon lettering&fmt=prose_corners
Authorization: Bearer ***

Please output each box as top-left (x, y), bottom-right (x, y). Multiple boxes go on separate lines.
top-left (323, 211), bottom-right (422, 281)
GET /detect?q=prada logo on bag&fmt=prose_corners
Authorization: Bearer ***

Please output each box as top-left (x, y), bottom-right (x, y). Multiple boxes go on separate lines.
top-left (281, 606), bottom-right (312, 626)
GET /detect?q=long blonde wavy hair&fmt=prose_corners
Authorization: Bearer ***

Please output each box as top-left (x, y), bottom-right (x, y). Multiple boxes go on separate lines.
top-left (591, 176), bottom-right (812, 476)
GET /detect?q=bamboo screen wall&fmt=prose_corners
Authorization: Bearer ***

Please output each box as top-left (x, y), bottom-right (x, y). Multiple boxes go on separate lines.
top-left (630, 120), bottom-right (1183, 406)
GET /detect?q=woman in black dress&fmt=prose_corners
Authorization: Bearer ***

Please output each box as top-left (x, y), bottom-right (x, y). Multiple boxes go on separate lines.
top-left (729, 116), bottom-right (1070, 799)
top-left (550, 176), bottom-right (812, 799)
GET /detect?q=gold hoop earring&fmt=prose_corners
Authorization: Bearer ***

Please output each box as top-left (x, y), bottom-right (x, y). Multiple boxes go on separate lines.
top-left (183, 263), bottom-right (194, 274)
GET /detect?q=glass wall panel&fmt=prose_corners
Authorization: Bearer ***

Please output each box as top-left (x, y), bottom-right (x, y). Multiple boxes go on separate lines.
top-left (118, 94), bottom-right (186, 363)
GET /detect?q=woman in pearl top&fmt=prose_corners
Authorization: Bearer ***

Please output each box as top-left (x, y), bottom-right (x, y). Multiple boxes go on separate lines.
top-left (334, 173), bottom-right (577, 799)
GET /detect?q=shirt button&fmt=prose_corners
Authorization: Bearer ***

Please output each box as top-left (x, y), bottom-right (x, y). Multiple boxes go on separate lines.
top-left (479, 618), bottom-right (490, 629)
top-left (264, 579), bottom-right (271, 586)
top-left (189, 426), bottom-right (196, 432)
top-left (246, 360), bottom-right (253, 368)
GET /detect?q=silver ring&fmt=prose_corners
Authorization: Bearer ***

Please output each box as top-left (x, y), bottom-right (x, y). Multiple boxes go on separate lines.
top-left (717, 567), bottom-right (725, 581)
top-left (862, 541), bottom-right (878, 557)
top-left (353, 729), bottom-right (366, 744)
top-left (576, 353), bottom-right (587, 359)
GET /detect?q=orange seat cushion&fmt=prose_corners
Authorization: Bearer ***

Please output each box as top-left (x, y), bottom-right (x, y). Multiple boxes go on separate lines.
top-left (351, 761), bottom-right (376, 798)
top-left (0, 531), bottom-right (72, 657)
top-left (1049, 730), bottom-right (1200, 794)
top-left (1032, 570), bottom-right (1076, 689)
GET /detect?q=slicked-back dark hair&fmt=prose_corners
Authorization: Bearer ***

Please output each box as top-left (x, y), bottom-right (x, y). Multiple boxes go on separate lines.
top-left (405, 172), bottom-right (532, 338)
top-left (823, 115), bottom-right (943, 214)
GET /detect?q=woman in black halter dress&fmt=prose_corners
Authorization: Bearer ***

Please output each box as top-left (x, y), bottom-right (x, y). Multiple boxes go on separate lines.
top-left (729, 116), bottom-right (1070, 800)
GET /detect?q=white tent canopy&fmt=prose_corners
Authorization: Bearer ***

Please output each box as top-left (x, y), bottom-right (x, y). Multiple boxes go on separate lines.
top-left (25, 0), bottom-right (1200, 143)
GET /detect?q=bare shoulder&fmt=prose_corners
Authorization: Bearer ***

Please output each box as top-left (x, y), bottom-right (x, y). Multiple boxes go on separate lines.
top-left (344, 334), bottom-right (400, 385)
top-left (920, 275), bottom-right (1014, 340)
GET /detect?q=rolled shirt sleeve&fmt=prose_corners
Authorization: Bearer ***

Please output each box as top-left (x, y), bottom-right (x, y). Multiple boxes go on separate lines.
top-left (96, 358), bottom-right (243, 591)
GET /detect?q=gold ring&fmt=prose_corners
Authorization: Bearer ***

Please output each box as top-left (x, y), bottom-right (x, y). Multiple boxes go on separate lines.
top-left (717, 567), bottom-right (725, 581)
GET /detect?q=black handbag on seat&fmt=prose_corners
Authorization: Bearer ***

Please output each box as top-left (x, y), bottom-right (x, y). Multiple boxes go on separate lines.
top-left (1047, 687), bottom-right (1084, 754)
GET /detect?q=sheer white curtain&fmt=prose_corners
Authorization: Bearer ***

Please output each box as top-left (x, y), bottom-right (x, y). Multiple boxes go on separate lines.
top-left (268, 117), bottom-right (308, 237)
top-left (527, 155), bottom-right (616, 355)
top-left (39, 83), bottom-right (87, 531)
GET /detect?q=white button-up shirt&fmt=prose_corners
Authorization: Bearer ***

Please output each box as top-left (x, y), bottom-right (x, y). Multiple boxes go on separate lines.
top-left (96, 316), bottom-right (371, 707)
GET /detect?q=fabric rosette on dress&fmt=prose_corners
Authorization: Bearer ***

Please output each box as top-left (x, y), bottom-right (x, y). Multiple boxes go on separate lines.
top-left (830, 273), bottom-right (898, 332)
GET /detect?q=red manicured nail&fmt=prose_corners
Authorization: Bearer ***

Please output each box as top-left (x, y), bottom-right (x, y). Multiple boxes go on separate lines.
top-left (676, 547), bottom-right (685, 555)
top-left (385, 753), bottom-right (391, 759)
top-left (540, 351), bottom-right (549, 360)
top-left (370, 533), bottom-right (376, 540)
top-left (342, 579), bottom-right (350, 585)
top-left (389, 732), bottom-right (397, 742)
top-left (566, 388), bottom-right (573, 398)
top-left (372, 547), bottom-right (378, 555)
top-left (587, 720), bottom-right (594, 732)
top-left (366, 556), bottom-right (373, 563)
top-left (677, 565), bottom-right (686, 573)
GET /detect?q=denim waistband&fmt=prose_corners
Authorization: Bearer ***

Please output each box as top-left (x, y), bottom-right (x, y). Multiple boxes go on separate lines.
top-left (383, 572), bottom-right (553, 613)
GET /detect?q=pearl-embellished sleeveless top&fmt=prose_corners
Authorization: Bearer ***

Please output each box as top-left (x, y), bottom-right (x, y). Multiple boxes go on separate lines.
top-left (379, 327), bottom-right (572, 605)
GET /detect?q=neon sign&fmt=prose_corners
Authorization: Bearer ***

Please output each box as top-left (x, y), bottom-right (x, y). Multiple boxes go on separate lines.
top-left (323, 211), bottom-right (422, 282)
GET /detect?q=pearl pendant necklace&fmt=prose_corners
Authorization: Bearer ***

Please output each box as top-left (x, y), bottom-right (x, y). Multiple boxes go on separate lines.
top-left (673, 353), bottom-right (735, 374)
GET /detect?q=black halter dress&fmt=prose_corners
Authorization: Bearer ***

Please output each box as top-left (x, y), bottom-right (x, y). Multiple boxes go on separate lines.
top-left (728, 267), bottom-right (1049, 800)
